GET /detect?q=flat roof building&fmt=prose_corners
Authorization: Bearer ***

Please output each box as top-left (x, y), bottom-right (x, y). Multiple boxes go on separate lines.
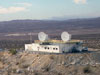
top-left (25, 40), bottom-right (83, 53)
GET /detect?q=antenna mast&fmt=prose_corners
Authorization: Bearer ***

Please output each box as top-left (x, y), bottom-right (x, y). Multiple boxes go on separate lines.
top-left (30, 32), bottom-right (32, 43)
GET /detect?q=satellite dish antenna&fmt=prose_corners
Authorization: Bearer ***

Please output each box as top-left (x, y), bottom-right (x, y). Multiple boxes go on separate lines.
top-left (61, 31), bottom-right (71, 42)
top-left (38, 32), bottom-right (49, 42)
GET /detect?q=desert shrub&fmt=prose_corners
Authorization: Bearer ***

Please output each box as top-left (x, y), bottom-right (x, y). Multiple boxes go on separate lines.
top-left (33, 70), bottom-right (40, 75)
top-left (23, 70), bottom-right (40, 75)
top-left (19, 64), bottom-right (29, 69)
top-left (16, 62), bottom-right (19, 65)
top-left (19, 59), bottom-right (25, 63)
top-left (42, 64), bottom-right (51, 72)
top-left (0, 57), bottom-right (2, 61)
top-left (36, 54), bottom-right (39, 57)
top-left (12, 68), bottom-right (17, 73)
top-left (45, 67), bottom-right (50, 72)
top-left (49, 55), bottom-right (55, 60)
top-left (23, 70), bottom-right (29, 75)
top-left (9, 49), bottom-right (17, 55)
top-left (23, 64), bottom-right (29, 68)
top-left (83, 66), bottom-right (91, 73)
top-left (6, 68), bottom-right (12, 75)
top-left (57, 72), bottom-right (62, 75)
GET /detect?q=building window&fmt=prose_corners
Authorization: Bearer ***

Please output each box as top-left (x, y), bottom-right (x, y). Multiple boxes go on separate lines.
top-left (53, 48), bottom-right (55, 50)
top-left (44, 47), bottom-right (47, 49)
top-left (56, 48), bottom-right (58, 50)
top-left (53, 48), bottom-right (58, 50)
top-left (44, 47), bottom-right (50, 50)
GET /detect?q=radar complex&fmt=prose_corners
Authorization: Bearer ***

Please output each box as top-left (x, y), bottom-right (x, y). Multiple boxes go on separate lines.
top-left (25, 31), bottom-right (87, 53)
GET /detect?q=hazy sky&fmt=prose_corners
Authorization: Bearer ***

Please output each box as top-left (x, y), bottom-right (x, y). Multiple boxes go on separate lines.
top-left (0, 0), bottom-right (100, 21)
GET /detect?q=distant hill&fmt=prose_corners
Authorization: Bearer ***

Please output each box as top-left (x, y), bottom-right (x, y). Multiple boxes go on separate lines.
top-left (0, 17), bottom-right (100, 35)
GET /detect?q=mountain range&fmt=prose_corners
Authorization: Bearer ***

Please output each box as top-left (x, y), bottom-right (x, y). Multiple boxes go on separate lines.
top-left (0, 17), bottom-right (100, 35)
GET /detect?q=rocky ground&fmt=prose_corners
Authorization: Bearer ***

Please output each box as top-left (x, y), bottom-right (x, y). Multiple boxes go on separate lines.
top-left (0, 49), bottom-right (100, 75)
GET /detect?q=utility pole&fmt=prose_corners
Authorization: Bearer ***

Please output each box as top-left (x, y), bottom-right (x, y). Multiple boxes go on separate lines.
top-left (29, 32), bottom-right (32, 43)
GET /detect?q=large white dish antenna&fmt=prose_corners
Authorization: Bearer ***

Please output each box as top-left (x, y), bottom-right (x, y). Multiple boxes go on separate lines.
top-left (38, 32), bottom-right (48, 42)
top-left (61, 31), bottom-right (71, 42)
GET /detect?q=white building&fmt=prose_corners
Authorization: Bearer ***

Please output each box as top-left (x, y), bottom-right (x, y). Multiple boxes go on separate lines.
top-left (25, 40), bottom-right (83, 53)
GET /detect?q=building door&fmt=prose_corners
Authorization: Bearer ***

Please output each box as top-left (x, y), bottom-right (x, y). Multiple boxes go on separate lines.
top-left (37, 47), bottom-right (39, 51)
top-left (62, 47), bottom-right (65, 53)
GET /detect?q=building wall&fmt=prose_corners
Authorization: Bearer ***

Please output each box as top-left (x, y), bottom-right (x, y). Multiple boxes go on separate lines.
top-left (53, 43), bottom-right (77, 53)
top-left (25, 42), bottom-right (80, 53)
top-left (61, 44), bottom-right (75, 53)
top-left (25, 43), bottom-right (60, 53)
top-left (25, 44), bottom-right (33, 51)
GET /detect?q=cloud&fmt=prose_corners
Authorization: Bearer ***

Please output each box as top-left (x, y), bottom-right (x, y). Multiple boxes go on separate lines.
top-left (74, 0), bottom-right (87, 4)
top-left (0, 2), bottom-right (32, 14)
top-left (0, 6), bottom-right (26, 14)
top-left (15, 3), bottom-right (32, 7)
